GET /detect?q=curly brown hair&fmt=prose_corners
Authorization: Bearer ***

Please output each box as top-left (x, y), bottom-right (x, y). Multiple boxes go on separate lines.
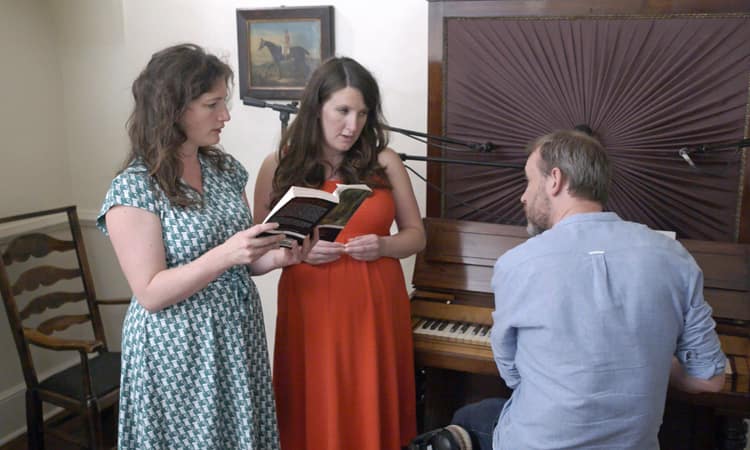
top-left (271, 57), bottom-right (390, 206)
top-left (122, 43), bottom-right (233, 207)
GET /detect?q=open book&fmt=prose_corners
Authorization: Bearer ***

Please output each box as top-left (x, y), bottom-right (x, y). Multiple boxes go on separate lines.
top-left (261, 184), bottom-right (372, 247)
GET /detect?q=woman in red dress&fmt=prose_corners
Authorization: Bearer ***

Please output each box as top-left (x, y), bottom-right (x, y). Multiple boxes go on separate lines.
top-left (254, 56), bottom-right (425, 450)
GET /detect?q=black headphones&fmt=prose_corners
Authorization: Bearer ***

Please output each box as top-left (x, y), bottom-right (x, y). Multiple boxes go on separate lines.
top-left (407, 425), bottom-right (471, 450)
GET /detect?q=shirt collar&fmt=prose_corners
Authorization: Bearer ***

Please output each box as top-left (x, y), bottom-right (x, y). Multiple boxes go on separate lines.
top-left (555, 211), bottom-right (621, 228)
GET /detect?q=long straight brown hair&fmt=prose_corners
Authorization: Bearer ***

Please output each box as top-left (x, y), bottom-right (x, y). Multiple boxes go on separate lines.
top-left (123, 43), bottom-right (233, 207)
top-left (271, 57), bottom-right (390, 207)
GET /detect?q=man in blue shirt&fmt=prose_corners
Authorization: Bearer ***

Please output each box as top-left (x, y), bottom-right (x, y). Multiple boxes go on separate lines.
top-left (438, 130), bottom-right (726, 450)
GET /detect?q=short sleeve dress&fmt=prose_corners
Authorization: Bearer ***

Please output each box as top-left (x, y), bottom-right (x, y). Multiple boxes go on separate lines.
top-left (97, 154), bottom-right (280, 450)
top-left (273, 180), bottom-right (417, 450)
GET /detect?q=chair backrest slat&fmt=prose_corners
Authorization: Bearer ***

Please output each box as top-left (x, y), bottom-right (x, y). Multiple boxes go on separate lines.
top-left (12, 266), bottom-right (81, 296)
top-left (20, 291), bottom-right (87, 319)
top-left (0, 205), bottom-right (118, 450)
top-left (0, 205), bottom-right (112, 388)
top-left (2, 233), bottom-right (75, 265)
top-left (37, 314), bottom-right (92, 335)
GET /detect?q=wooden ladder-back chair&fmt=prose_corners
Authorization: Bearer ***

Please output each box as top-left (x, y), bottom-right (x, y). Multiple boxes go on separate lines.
top-left (0, 206), bottom-right (129, 449)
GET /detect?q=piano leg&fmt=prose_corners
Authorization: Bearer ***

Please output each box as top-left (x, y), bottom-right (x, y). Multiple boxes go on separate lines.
top-left (716, 416), bottom-right (747, 450)
top-left (415, 367), bottom-right (511, 434)
top-left (415, 367), bottom-right (427, 433)
top-left (660, 398), bottom-right (749, 450)
top-left (417, 367), bottom-right (466, 432)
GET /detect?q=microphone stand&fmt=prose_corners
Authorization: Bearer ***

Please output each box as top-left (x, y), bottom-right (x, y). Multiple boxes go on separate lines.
top-left (397, 153), bottom-right (523, 169)
top-left (385, 126), bottom-right (523, 169)
top-left (241, 96), bottom-right (523, 169)
top-left (241, 96), bottom-right (524, 220)
top-left (386, 125), bottom-right (498, 153)
top-left (697, 138), bottom-right (750, 152)
top-left (242, 97), bottom-right (299, 133)
top-left (678, 138), bottom-right (750, 171)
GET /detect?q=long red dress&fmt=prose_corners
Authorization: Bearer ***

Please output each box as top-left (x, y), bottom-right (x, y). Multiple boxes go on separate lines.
top-left (273, 180), bottom-right (417, 450)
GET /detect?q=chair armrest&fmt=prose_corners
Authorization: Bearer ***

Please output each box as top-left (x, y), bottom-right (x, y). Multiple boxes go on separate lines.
top-left (24, 328), bottom-right (104, 353)
top-left (96, 298), bottom-right (131, 305)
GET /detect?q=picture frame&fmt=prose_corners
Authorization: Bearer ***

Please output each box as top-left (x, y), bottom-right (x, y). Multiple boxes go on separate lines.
top-left (236, 6), bottom-right (334, 100)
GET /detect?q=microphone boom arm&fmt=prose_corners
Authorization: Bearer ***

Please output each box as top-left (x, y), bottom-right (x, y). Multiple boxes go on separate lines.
top-left (399, 153), bottom-right (523, 169)
top-left (386, 126), bottom-right (496, 152)
top-left (698, 138), bottom-right (750, 152)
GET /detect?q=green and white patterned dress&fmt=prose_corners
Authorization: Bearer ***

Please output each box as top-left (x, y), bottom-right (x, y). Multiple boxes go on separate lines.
top-left (97, 154), bottom-right (280, 450)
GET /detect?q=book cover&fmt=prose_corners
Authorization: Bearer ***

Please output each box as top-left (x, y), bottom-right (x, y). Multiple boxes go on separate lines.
top-left (261, 184), bottom-right (372, 247)
top-left (317, 184), bottom-right (372, 242)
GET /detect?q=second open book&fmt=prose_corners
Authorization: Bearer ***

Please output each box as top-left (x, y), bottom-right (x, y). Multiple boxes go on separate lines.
top-left (261, 184), bottom-right (373, 247)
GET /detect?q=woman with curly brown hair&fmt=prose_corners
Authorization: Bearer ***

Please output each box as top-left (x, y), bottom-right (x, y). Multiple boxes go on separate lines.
top-left (98, 43), bottom-right (308, 450)
top-left (254, 56), bottom-right (426, 450)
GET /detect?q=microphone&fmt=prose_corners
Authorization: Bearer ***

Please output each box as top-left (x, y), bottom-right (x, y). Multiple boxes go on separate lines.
top-left (474, 142), bottom-right (497, 152)
top-left (242, 97), bottom-right (268, 108)
top-left (678, 147), bottom-right (696, 168)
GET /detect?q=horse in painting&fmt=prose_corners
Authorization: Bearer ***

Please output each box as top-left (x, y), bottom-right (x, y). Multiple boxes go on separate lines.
top-left (258, 38), bottom-right (310, 80)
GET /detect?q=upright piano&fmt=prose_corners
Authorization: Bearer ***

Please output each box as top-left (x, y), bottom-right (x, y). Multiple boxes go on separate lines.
top-left (411, 217), bottom-right (750, 449)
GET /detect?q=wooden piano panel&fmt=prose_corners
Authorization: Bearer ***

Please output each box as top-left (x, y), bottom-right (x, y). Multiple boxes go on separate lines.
top-left (413, 218), bottom-right (526, 306)
top-left (682, 239), bottom-right (750, 327)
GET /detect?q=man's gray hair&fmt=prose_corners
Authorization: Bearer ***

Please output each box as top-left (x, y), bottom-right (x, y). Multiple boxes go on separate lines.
top-left (526, 130), bottom-right (611, 204)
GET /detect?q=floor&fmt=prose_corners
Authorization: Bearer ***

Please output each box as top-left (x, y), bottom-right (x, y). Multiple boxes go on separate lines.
top-left (1, 411), bottom-right (747, 449)
top-left (0, 408), bottom-right (117, 450)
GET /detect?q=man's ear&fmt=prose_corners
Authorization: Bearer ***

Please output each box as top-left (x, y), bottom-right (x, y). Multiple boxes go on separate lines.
top-left (546, 167), bottom-right (565, 196)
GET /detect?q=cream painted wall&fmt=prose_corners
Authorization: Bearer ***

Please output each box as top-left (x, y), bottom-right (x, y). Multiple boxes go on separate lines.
top-left (0, 0), bottom-right (427, 443)
top-left (0, 0), bottom-right (76, 442)
top-left (54, 0), bottom-right (429, 358)
top-left (0, 0), bottom-right (71, 216)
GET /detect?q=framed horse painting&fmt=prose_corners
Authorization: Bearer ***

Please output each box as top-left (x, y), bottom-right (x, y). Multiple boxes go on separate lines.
top-left (236, 6), bottom-right (334, 100)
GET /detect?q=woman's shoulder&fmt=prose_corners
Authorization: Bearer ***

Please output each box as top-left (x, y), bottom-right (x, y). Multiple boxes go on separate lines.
top-left (112, 160), bottom-right (150, 185)
top-left (377, 147), bottom-right (402, 166)
top-left (205, 151), bottom-right (248, 190)
top-left (107, 161), bottom-right (156, 196)
top-left (216, 151), bottom-right (244, 173)
top-left (259, 151), bottom-right (280, 173)
top-left (121, 159), bottom-right (149, 174)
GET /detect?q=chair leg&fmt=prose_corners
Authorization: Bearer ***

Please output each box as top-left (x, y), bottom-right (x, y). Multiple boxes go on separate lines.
top-left (84, 398), bottom-right (104, 450)
top-left (25, 389), bottom-right (44, 450)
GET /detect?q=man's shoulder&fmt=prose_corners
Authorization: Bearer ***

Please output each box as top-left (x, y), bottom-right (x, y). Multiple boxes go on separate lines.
top-left (495, 214), bottom-right (692, 271)
top-left (604, 218), bottom-right (692, 257)
top-left (495, 233), bottom-right (548, 272)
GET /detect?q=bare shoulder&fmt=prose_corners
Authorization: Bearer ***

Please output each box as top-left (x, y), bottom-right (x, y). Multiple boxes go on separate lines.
top-left (256, 151), bottom-right (280, 181)
top-left (260, 151), bottom-right (280, 171)
top-left (377, 147), bottom-right (403, 169)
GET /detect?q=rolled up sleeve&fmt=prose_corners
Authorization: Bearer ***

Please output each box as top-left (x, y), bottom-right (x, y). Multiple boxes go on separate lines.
top-left (676, 267), bottom-right (726, 379)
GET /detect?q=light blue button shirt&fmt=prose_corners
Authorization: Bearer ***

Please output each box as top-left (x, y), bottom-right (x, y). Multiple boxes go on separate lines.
top-left (491, 212), bottom-right (725, 450)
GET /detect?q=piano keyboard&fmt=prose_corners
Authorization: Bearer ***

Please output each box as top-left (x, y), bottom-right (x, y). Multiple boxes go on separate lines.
top-left (412, 317), bottom-right (492, 346)
top-left (410, 297), bottom-right (497, 375)
top-left (410, 295), bottom-right (750, 392)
